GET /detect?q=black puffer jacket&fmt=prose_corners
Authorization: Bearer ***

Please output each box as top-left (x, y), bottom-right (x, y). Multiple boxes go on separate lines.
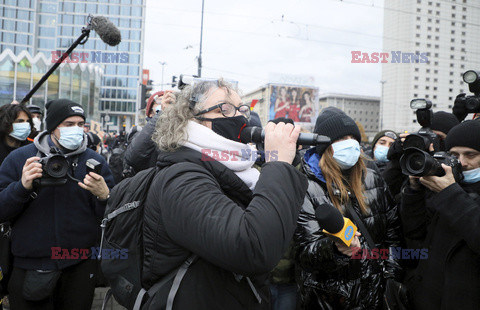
top-left (294, 149), bottom-right (402, 310)
top-left (142, 147), bottom-right (308, 309)
top-left (124, 113), bottom-right (159, 172)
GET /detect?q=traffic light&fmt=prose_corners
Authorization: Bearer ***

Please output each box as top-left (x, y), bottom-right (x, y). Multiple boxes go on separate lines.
top-left (140, 80), bottom-right (153, 110)
top-left (172, 76), bottom-right (178, 88)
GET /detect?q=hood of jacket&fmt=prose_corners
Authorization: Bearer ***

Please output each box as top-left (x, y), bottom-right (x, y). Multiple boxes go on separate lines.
top-left (34, 130), bottom-right (87, 157)
top-left (157, 146), bottom-right (253, 206)
top-left (302, 147), bottom-right (326, 183)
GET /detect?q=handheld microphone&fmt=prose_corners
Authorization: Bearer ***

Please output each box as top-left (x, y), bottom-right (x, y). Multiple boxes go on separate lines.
top-left (90, 16), bottom-right (122, 46)
top-left (315, 203), bottom-right (357, 247)
top-left (240, 126), bottom-right (331, 146)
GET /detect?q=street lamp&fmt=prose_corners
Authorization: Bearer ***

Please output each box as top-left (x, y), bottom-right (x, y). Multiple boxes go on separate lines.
top-left (379, 80), bottom-right (386, 131)
top-left (159, 61), bottom-right (167, 90)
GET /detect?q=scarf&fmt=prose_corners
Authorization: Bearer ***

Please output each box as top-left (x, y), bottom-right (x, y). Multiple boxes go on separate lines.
top-left (183, 121), bottom-right (260, 190)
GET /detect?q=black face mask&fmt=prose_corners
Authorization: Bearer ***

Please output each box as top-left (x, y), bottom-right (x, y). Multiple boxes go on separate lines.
top-left (209, 116), bottom-right (248, 142)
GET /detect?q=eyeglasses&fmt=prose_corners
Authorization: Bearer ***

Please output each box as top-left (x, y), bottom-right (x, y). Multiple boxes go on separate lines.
top-left (195, 102), bottom-right (251, 119)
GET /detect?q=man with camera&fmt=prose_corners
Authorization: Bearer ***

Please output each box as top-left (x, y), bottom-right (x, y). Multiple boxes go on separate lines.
top-left (400, 120), bottom-right (480, 310)
top-left (0, 99), bottom-right (115, 309)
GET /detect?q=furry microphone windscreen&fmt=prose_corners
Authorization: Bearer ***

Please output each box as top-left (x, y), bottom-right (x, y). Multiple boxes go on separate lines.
top-left (91, 16), bottom-right (122, 46)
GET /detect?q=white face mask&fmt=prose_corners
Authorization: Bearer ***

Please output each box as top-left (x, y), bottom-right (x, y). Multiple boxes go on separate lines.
top-left (32, 117), bottom-right (42, 131)
top-left (331, 139), bottom-right (361, 170)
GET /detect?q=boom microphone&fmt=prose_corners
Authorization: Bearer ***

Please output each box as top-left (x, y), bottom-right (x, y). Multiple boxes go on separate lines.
top-left (90, 16), bottom-right (122, 46)
top-left (315, 203), bottom-right (358, 247)
top-left (240, 126), bottom-right (331, 146)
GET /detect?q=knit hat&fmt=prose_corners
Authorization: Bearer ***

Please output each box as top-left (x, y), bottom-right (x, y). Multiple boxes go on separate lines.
top-left (314, 108), bottom-right (361, 154)
top-left (372, 130), bottom-right (398, 148)
top-left (445, 120), bottom-right (480, 152)
top-left (45, 99), bottom-right (85, 132)
top-left (430, 111), bottom-right (459, 135)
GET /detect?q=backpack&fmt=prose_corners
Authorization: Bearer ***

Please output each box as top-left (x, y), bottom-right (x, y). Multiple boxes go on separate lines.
top-left (99, 166), bottom-right (196, 310)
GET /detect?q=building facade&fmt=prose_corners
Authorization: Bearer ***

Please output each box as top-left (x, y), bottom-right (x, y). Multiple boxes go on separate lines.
top-left (0, 49), bottom-right (102, 120)
top-left (0, 0), bottom-right (145, 132)
top-left (318, 93), bottom-right (380, 141)
top-left (382, 0), bottom-right (478, 133)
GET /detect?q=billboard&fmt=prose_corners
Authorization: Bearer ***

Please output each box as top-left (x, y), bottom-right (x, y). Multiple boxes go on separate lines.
top-left (268, 85), bottom-right (319, 124)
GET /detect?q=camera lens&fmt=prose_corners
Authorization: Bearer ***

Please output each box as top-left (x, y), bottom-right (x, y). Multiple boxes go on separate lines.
top-left (465, 97), bottom-right (480, 112)
top-left (45, 155), bottom-right (69, 178)
top-left (403, 134), bottom-right (430, 151)
top-left (406, 153), bottom-right (425, 173)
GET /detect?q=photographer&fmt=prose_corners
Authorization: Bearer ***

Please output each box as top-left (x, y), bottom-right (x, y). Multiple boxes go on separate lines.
top-left (0, 99), bottom-right (114, 309)
top-left (124, 91), bottom-right (176, 173)
top-left (400, 120), bottom-right (480, 309)
top-left (141, 79), bottom-right (308, 309)
top-left (384, 111), bottom-right (459, 202)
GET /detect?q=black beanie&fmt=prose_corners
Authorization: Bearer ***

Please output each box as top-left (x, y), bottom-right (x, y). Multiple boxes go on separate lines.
top-left (430, 111), bottom-right (459, 135)
top-left (445, 120), bottom-right (480, 152)
top-left (372, 130), bottom-right (398, 147)
top-left (314, 108), bottom-right (361, 154)
top-left (46, 99), bottom-right (85, 132)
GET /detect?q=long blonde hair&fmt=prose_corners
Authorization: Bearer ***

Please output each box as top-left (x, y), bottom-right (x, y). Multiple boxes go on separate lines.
top-left (319, 145), bottom-right (369, 215)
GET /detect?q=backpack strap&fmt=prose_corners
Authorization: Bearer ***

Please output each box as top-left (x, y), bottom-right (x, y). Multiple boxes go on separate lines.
top-left (166, 254), bottom-right (198, 310)
top-left (132, 254), bottom-right (198, 310)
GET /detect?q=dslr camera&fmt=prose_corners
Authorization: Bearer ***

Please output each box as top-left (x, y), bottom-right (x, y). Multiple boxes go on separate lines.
top-left (453, 70), bottom-right (480, 121)
top-left (33, 148), bottom-right (70, 187)
top-left (400, 99), bottom-right (463, 181)
top-left (402, 99), bottom-right (439, 152)
top-left (33, 148), bottom-right (103, 187)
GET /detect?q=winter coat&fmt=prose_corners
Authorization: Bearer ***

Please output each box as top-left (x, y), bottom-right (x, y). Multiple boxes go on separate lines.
top-left (141, 146), bottom-right (308, 309)
top-left (400, 181), bottom-right (480, 310)
top-left (294, 148), bottom-right (402, 310)
top-left (0, 132), bottom-right (115, 270)
top-left (0, 139), bottom-right (16, 166)
top-left (124, 113), bottom-right (159, 172)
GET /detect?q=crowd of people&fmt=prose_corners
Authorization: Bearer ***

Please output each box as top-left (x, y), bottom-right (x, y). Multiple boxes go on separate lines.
top-left (0, 78), bottom-right (478, 310)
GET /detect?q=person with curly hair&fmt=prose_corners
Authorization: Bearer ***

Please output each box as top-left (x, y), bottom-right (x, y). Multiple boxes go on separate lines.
top-left (0, 104), bottom-right (34, 165)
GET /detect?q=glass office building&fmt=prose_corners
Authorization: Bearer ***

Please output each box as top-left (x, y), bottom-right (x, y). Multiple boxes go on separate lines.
top-left (0, 0), bottom-right (145, 131)
top-left (0, 49), bottom-right (103, 120)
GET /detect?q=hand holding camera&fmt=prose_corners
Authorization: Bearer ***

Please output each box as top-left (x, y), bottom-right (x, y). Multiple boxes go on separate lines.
top-left (417, 164), bottom-right (456, 193)
top-left (21, 157), bottom-right (43, 190)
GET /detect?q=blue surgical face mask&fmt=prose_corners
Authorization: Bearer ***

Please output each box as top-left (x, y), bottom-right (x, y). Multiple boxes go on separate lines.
top-left (462, 167), bottom-right (480, 184)
top-left (332, 139), bottom-right (361, 170)
top-left (58, 126), bottom-right (84, 150)
top-left (374, 145), bottom-right (390, 163)
top-left (9, 122), bottom-right (31, 141)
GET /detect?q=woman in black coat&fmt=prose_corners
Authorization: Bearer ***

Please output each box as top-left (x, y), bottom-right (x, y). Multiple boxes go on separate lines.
top-left (294, 109), bottom-right (402, 309)
top-left (141, 79), bottom-right (308, 309)
top-left (0, 104), bottom-right (34, 166)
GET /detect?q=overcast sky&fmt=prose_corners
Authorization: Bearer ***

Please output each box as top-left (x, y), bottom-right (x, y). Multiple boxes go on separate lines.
top-left (143, 0), bottom-right (385, 96)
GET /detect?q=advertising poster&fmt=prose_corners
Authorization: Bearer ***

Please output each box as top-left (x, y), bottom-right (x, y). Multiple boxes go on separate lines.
top-left (268, 84), bottom-right (319, 124)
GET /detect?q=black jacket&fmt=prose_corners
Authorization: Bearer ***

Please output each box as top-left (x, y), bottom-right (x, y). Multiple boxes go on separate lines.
top-left (142, 147), bottom-right (308, 309)
top-left (124, 114), bottom-right (159, 172)
top-left (0, 132), bottom-right (115, 270)
top-left (294, 149), bottom-right (402, 309)
top-left (0, 139), bottom-right (16, 166)
top-left (400, 182), bottom-right (480, 310)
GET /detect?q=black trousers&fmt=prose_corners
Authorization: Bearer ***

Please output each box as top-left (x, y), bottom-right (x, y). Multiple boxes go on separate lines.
top-left (8, 259), bottom-right (97, 310)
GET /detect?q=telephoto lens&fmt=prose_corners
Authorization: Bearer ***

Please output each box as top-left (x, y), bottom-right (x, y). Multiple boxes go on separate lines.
top-left (400, 148), bottom-right (444, 177)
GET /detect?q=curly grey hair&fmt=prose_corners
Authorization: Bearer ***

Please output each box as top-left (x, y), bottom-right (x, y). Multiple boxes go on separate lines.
top-left (152, 79), bottom-right (239, 152)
